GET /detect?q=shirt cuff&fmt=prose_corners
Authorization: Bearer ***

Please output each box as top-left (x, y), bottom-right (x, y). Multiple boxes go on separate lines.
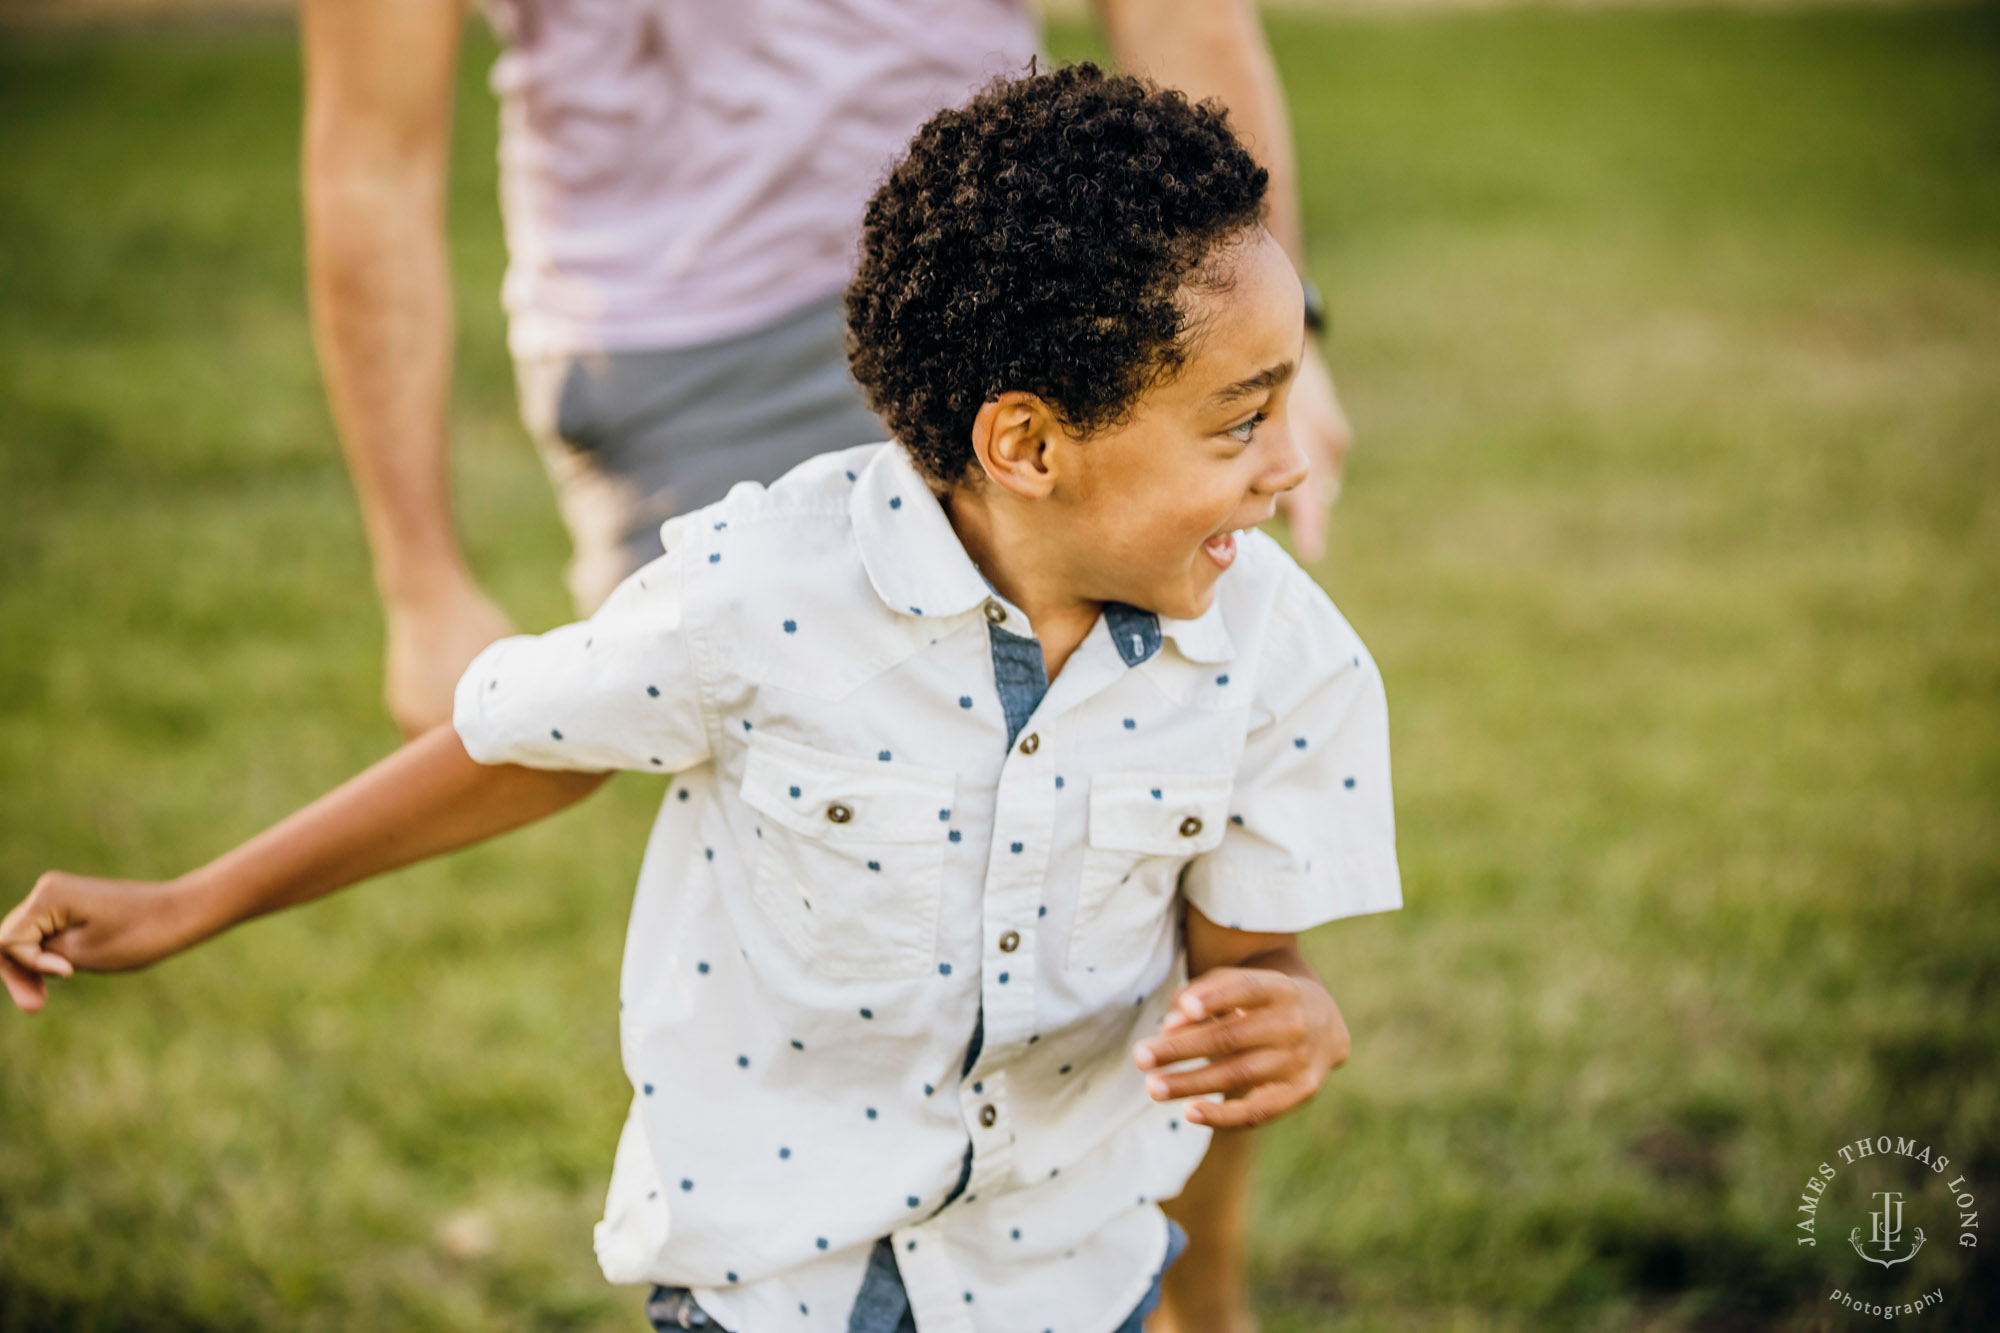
top-left (1181, 851), bottom-right (1402, 934)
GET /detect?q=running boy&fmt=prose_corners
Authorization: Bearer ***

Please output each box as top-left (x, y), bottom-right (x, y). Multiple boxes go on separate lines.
top-left (3, 64), bottom-right (1399, 1333)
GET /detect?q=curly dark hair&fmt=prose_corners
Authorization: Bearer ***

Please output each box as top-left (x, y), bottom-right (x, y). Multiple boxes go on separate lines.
top-left (844, 61), bottom-right (1270, 485)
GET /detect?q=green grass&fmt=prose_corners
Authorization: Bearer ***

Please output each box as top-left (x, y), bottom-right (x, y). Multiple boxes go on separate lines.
top-left (2, 6), bottom-right (1996, 1330)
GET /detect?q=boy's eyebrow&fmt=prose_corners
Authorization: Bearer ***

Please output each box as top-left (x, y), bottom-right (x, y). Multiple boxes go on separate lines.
top-left (1204, 361), bottom-right (1296, 409)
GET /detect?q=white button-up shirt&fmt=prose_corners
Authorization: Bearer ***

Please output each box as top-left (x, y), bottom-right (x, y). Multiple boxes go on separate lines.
top-left (452, 441), bottom-right (1401, 1333)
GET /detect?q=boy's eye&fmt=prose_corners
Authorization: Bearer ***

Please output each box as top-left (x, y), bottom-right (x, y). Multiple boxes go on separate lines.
top-left (1225, 412), bottom-right (1267, 444)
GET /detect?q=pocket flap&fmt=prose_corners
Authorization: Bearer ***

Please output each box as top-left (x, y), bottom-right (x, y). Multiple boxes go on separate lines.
top-left (1087, 772), bottom-right (1233, 856)
top-left (741, 731), bottom-right (957, 844)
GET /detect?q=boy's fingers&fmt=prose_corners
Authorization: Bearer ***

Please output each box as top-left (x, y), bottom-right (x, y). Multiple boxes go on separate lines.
top-left (1171, 967), bottom-right (1294, 1023)
top-left (1145, 1047), bottom-right (1291, 1102)
top-left (0, 953), bottom-right (50, 1013)
top-left (1184, 1081), bottom-right (1306, 1131)
top-left (1136, 1006), bottom-right (1298, 1070)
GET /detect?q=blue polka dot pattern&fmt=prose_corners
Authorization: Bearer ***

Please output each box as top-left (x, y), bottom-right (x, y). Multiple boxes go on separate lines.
top-left (1295, 736), bottom-right (1308, 748)
top-left (949, 830), bottom-right (962, 843)
top-left (708, 552), bottom-right (720, 564)
top-left (779, 1146), bottom-right (792, 1159)
top-left (697, 961), bottom-right (710, 974)
top-left (938, 962), bottom-right (951, 976)
top-left (959, 696), bottom-right (973, 708)
top-left (889, 496), bottom-right (903, 509)
top-left (681, 1178), bottom-right (694, 1190)
top-left (879, 750), bottom-right (892, 761)
top-left (737, 1055), bottom-right (749, 1068)
top-left (789, 785), bottom-right (801, 798)
top-left (647, 685), bottom-right (660, 697)
top-left (1345, 776), bottom-right (1357, 788)
top-left (783, 619), bottom-right (797, 633)
top-left (1010, 842), bottom-right (1023, 854)
top-left (1122, 718), bottom-right (1136, 730)
top-left (550, 728), bottom-right (563, 740)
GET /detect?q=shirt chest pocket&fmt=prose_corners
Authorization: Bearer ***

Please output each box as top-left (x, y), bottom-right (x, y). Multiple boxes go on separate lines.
top-left (1067, 772), bottom-right (1232, 973)
top-left (739, 731), bottom-right (957, 982)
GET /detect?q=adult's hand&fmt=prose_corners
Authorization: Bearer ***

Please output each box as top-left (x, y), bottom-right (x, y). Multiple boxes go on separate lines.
top-left (384, 578), bottom-right (515, 737)
top-left (1273, 338), bottom-right (1353, 563)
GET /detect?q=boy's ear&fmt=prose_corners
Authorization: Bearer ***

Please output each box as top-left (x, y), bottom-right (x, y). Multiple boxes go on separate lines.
top-left (969, 393), bottom-right (1067, 501)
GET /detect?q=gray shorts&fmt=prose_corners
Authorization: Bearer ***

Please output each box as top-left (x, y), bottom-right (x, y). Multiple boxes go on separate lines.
top-left (513, 292), bottom-right (890, 616)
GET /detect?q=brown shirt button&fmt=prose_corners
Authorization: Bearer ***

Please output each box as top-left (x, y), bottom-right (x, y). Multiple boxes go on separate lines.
top-left (998, 930), bottom-right (1020, 953)
top-left (979, 1105), bottom-right (997, 1128)
top-left (827, 803), bottom-right (853, 824)
top-left (1018, 732), bottom-right (1039, 755)
top-left (983, 601), bottom-right (1006, 625)
top-left (1178, 816), bottom-right (1203, 838)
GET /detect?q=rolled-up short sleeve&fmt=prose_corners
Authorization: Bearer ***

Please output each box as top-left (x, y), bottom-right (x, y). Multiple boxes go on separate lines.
top-left (451, 540), bottom-right (710, 775)
top-left (1181, 578), bottom-right (1401, 933)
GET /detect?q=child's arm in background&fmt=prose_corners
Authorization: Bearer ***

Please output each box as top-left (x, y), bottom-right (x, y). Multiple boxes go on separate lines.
top-left (0, 724), bottom-right (608, 1013)
top-left (1130, 900), bottom-right (1352, 1129)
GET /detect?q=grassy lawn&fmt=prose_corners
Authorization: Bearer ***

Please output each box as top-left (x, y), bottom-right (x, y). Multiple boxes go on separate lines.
top-left (1, 5), bottom-right (1996, 1330)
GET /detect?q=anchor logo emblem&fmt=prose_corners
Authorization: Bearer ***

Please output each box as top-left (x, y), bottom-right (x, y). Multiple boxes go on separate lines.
top-left (1849, 1190), bottom-right (1925, 1268)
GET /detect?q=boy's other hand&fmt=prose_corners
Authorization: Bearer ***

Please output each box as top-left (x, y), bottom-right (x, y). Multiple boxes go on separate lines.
top-left (1273, 341), bottom-right (1352, 563)
top-left (1, 873), bottom-right (195, 1013)
top-left (1131, 965), bottom-right (1351, 1130)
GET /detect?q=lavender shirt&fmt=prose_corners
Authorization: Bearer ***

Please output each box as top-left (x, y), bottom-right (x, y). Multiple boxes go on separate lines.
top-left (484, 0), bottom-right (1042, 360)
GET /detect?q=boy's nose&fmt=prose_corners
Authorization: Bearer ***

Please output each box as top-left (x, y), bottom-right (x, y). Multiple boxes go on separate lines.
top-left (1257, 426), bottom-right (1311, 497)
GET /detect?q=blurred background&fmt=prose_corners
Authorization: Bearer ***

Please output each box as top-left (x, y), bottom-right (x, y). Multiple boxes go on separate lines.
top-left (1, 0), bottom-right (1995, 1329)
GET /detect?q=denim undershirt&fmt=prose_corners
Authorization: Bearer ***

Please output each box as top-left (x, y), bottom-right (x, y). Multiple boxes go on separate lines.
top-left (652, 605), bottom-right (1164, 1333)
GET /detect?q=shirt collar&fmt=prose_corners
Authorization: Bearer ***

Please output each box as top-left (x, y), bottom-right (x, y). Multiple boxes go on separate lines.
top-left (849, 442), bottom-right (991, 621)
top-left (849, 442), bottom-right (1238, 665)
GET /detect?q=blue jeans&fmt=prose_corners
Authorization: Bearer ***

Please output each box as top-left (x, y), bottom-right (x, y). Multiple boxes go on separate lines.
top-left (646, 1217), bottom-right (1190, 1333)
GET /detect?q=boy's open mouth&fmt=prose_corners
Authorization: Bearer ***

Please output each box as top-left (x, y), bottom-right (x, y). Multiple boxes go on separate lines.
top-left (1202, 530), bottom-right (1239, 570)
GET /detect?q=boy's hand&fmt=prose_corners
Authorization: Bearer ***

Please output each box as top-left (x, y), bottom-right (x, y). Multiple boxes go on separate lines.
top-left (1132, 965), bottom-right (1351, 1129)
top-left (0, 873), bottom-right (196, 1014)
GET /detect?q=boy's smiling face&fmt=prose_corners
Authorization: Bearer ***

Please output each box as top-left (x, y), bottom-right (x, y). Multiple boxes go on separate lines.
top-left (953, 226), bottom-right (1312, 628)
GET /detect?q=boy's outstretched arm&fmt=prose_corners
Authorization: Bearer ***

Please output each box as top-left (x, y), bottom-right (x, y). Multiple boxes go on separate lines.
top-left (1131, 901), bottom-right (1352, 1129)
top-left (0, 725), bottom-right (608, 1014)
